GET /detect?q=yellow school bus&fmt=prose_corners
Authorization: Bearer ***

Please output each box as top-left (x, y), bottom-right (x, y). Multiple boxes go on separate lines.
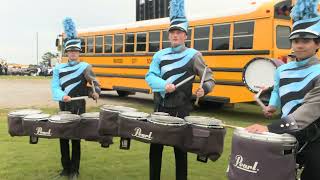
top-left (59, 0), bottom-right (292, 104)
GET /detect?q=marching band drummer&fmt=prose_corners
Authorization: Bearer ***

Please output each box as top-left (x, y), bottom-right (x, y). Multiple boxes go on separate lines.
top-left (51, 17), bottom-right (100, 179)
top-left (145, 0), bottom-right (214, 179)
top-left (246, 1), bottom-right (320, 179)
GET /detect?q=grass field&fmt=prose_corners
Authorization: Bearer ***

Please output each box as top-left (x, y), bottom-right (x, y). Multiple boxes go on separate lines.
top-left (0, 103), bottom-right (277, 180)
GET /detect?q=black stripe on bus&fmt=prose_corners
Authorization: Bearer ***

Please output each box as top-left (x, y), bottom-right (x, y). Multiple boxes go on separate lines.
top-left (113, 86), bottom-right (150, 94)
top-left (95, 73), bottom-right (244, 86)
top-left (92, 64), bottom-right (243, 72)
top-left (81, 50), bottom-right (270, 57)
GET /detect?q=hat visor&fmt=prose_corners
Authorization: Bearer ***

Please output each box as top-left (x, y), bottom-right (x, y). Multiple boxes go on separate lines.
top-left (168, 26), bottom-right (187, 33)
top-left (289, 32), bottom-right (319, 40)
top-left (65, 47), bottom-right (82, 52)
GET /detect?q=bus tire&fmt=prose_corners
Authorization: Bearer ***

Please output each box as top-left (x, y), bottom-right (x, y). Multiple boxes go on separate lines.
top-left (117, 90), bottom-right (130, 97)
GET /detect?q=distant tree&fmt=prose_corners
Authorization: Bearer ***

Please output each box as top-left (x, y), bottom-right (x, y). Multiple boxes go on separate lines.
top-left (41, 52), bottom-right (58, 66)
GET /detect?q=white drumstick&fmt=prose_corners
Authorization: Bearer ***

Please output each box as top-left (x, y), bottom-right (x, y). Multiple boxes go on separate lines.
top-left (175, 75), bottom-right (195, 88)
top-left (91, 80), bottom-right (97, 103)
top-left (195, 67), bottom-right (207, 106)
top-left (254, 89), bottom-right (266, 109)
top-left (70, 96), bottom-right (87, 101)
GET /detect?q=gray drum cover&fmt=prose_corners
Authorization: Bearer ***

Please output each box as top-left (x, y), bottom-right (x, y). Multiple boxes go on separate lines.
top-left (98, 105), bottom-right (137, 136)
top-left (79, 112), bottom-right (113, 145)
top-left (7, 109), bottom-right (42, 136)
top-left (184, 125), bottom-right (226, 161)
top-left (227, 134), bottom-right (296, 180)
top-left (23, 114), bottom-right (80, 139)
top-left (118, 115), bottom-right (187, 149)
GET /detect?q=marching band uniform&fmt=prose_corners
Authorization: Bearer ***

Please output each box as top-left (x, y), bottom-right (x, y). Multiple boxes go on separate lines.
top-left (51, 17), bottom-right (101, 179)
top-left (257, 1), bottom-right (320, 179)
top-left (145, 0), bottom-right (214, 179)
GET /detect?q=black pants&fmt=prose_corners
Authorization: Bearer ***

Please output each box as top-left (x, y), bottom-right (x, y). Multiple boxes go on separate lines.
top-left (59, 100), bottom-right (85, 173)
top-left (150, 105), bottom-right (189, 180)
top-left (297, 138), bottom-right (320, 180)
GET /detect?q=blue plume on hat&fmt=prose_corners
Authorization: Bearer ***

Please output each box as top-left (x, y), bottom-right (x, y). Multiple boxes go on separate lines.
top-left (63, 17), bottom-right (77, 40)
top-left (169, 0), bottom-right (188, 33)
top-left (290, 0), bottom-right (319, 22)
top-left (170, 0), bottom-right (185, 20)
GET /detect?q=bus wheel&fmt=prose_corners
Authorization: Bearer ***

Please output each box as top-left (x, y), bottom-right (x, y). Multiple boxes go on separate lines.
top-left (117, 90), bottom-right (130, 97)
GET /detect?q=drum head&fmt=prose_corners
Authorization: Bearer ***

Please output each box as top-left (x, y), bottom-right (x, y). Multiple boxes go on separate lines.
top-left (152, 112), bottom-right (169, 116)
top-left (243, 58), bottom-right (282, 93)
top-left (23, 114), bottom-right (50, 121)
top-left (49, 114), bottom-right (80, 123)
top-left (58, 111), bottom-right (71, 115)
top-left (184, 116), bottom-right (223, 128)
top-left (100, 105), bottom-right (137, 113)
top-left (9, 109), bottom-right (42, 117)
top-left (80, 112), bottom-right (99, 119)
top-left (234, 128), bottom-right (296, 144)
top-left (119, 111), bottom-right (149, 121)
top-left (148, 115), bottom-right (186, 126)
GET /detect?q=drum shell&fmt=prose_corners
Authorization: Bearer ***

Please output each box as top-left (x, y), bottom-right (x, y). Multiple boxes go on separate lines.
top-left (22, 120), bottom-right (80, 139)
top-left (79, 116), bottom-right (113, 145)
top-left (227, 133), bottom-right (296, 180)
top-left (118, 116), bottom-right (188, 149)
top-left (184, 125), bottom-right (226, 161)
top-left (98, 110), bottom-right (120, 136)
top-left (7, 115), bottom-right (26, 136)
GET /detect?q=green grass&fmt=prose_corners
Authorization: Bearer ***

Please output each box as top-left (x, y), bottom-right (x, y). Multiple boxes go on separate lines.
top-left (0, 104), bottom-right (276, 180)
top-left (0, 75), bottom-right (51, 80)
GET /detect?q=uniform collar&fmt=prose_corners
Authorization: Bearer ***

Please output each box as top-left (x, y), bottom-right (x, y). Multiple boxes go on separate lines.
top-left (68, 60), bottom-right (79, 66)
top-left (171, 44), bottom-right (186, 53)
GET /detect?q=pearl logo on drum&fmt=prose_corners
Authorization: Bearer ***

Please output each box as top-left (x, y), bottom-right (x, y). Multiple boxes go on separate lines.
top-left (34, 127), bottom-right (52, 137)
top-left (233, 155), bottom-right (259, 173)
top-left (132, 127), bottom-right (153, 141)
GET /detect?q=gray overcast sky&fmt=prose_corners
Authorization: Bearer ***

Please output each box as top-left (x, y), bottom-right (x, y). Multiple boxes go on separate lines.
top-left (0, 0), bottom-right (135, 64)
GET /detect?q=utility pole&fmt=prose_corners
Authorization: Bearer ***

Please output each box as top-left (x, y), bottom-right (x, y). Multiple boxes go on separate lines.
top-left (36, 32), bottom-right (39, 65)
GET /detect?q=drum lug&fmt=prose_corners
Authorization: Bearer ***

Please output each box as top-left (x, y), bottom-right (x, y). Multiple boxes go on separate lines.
top-left (29, 136), bottom-right (39, 144)
top-left (197, 155), bottom-right (208, 163)
top-left (120, 137), bottom-right (131, 150)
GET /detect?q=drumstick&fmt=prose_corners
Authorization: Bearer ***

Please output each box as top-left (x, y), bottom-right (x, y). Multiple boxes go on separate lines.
top-left (70, 96), bottom-right (87, 101)
top-left (175, 75), bottom-right (195, 88)
top-left (221, 123), bottom-right (243, 129)
top-left (91, 80), bottom-right (97, 104)
top-left (254, 89), bottom-right (266, 109)
top-left (195, 67), bottom-right (207, 107)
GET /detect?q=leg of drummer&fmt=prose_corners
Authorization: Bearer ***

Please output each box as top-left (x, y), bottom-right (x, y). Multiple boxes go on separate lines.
top-left (70, 139), bottom-right (81, 176)
top-left (174, 147), bottom-right (187, 180)
top-left (59, 138), bottom-right (71, 176)
top-left (300, 139), bottom-right (320, 180)
top-left (150, 143), bottom-right (164, 180)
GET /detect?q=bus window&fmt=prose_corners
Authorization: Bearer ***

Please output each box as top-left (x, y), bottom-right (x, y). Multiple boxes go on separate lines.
top-left (104, 35), bottom-right (113, 53)
top-left (80, 37), bottom-right (86, 53)
top-left (95, 36), bottom-right (103, 53)
top-left (125, 33), bottom-right (135, 52)
top-left (194, 26), bottom-right (210, 51)
top-left (136, 32), bottom-right (147, 52)
top-left (185, 28), bottom-right (192, 48)
top-left (233, 21), bottom-right (254, 50)
top-left (276, 26), bottom-right (291, 49)
top-left (212, 24), bottom-right (230, 50)
top-left (87, 37), bottom-right (94, 53)
top-left (149, 31), bottom-right (160, 52)
top-left (162, 31), bottom-right (170, 49)
top-left (114, 34), bottom-right (124, 53)
top-left (274, 0), bottom-right (292, 20)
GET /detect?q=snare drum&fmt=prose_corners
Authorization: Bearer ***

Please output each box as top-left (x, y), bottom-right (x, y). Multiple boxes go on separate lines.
top-left (99, 105), bottom-right (137, 136)
top-left (243, 58), bottom-right (284, 93)
top-left (147, 114), bottom-right (188, 149)
top-left (80, 112), bottom-right (113, 147)
top-left (23, 113), bottom-right (51, 144)
top-left (184, 116), bottom-right (226, 162)
top-left (118, 111), bottom-right (150, 149)
top-left (7, 109), bottom-right (42, 136)
top-left (227, 128), bottom-right (297, 180)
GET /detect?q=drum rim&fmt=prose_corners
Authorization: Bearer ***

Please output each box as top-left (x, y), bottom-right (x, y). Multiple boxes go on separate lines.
top-left (119, 111), bottom-right (149, 120)
top-left (100, 105), bottom-right (137, 112)
top-left (147, 118), bottom-right (187, 126)
top-left (49, 114), bottom-right (80, 122)
top-left (23, 113), bottom-right (51, 121)
top-left (80, 112), bottom-right (100, 119)
top-left (184, 116), bottom-right (222, 127)
top-left (8, 109), bottom-right (42, 117)
top-left (234, 128), bottom-right (296, 143)
top-left (242, 57), bottom-right (279, 93)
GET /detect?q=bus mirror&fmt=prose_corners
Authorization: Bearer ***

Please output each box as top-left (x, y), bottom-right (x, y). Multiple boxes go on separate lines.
top-left (55, 38), bottom-right (60, 47)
